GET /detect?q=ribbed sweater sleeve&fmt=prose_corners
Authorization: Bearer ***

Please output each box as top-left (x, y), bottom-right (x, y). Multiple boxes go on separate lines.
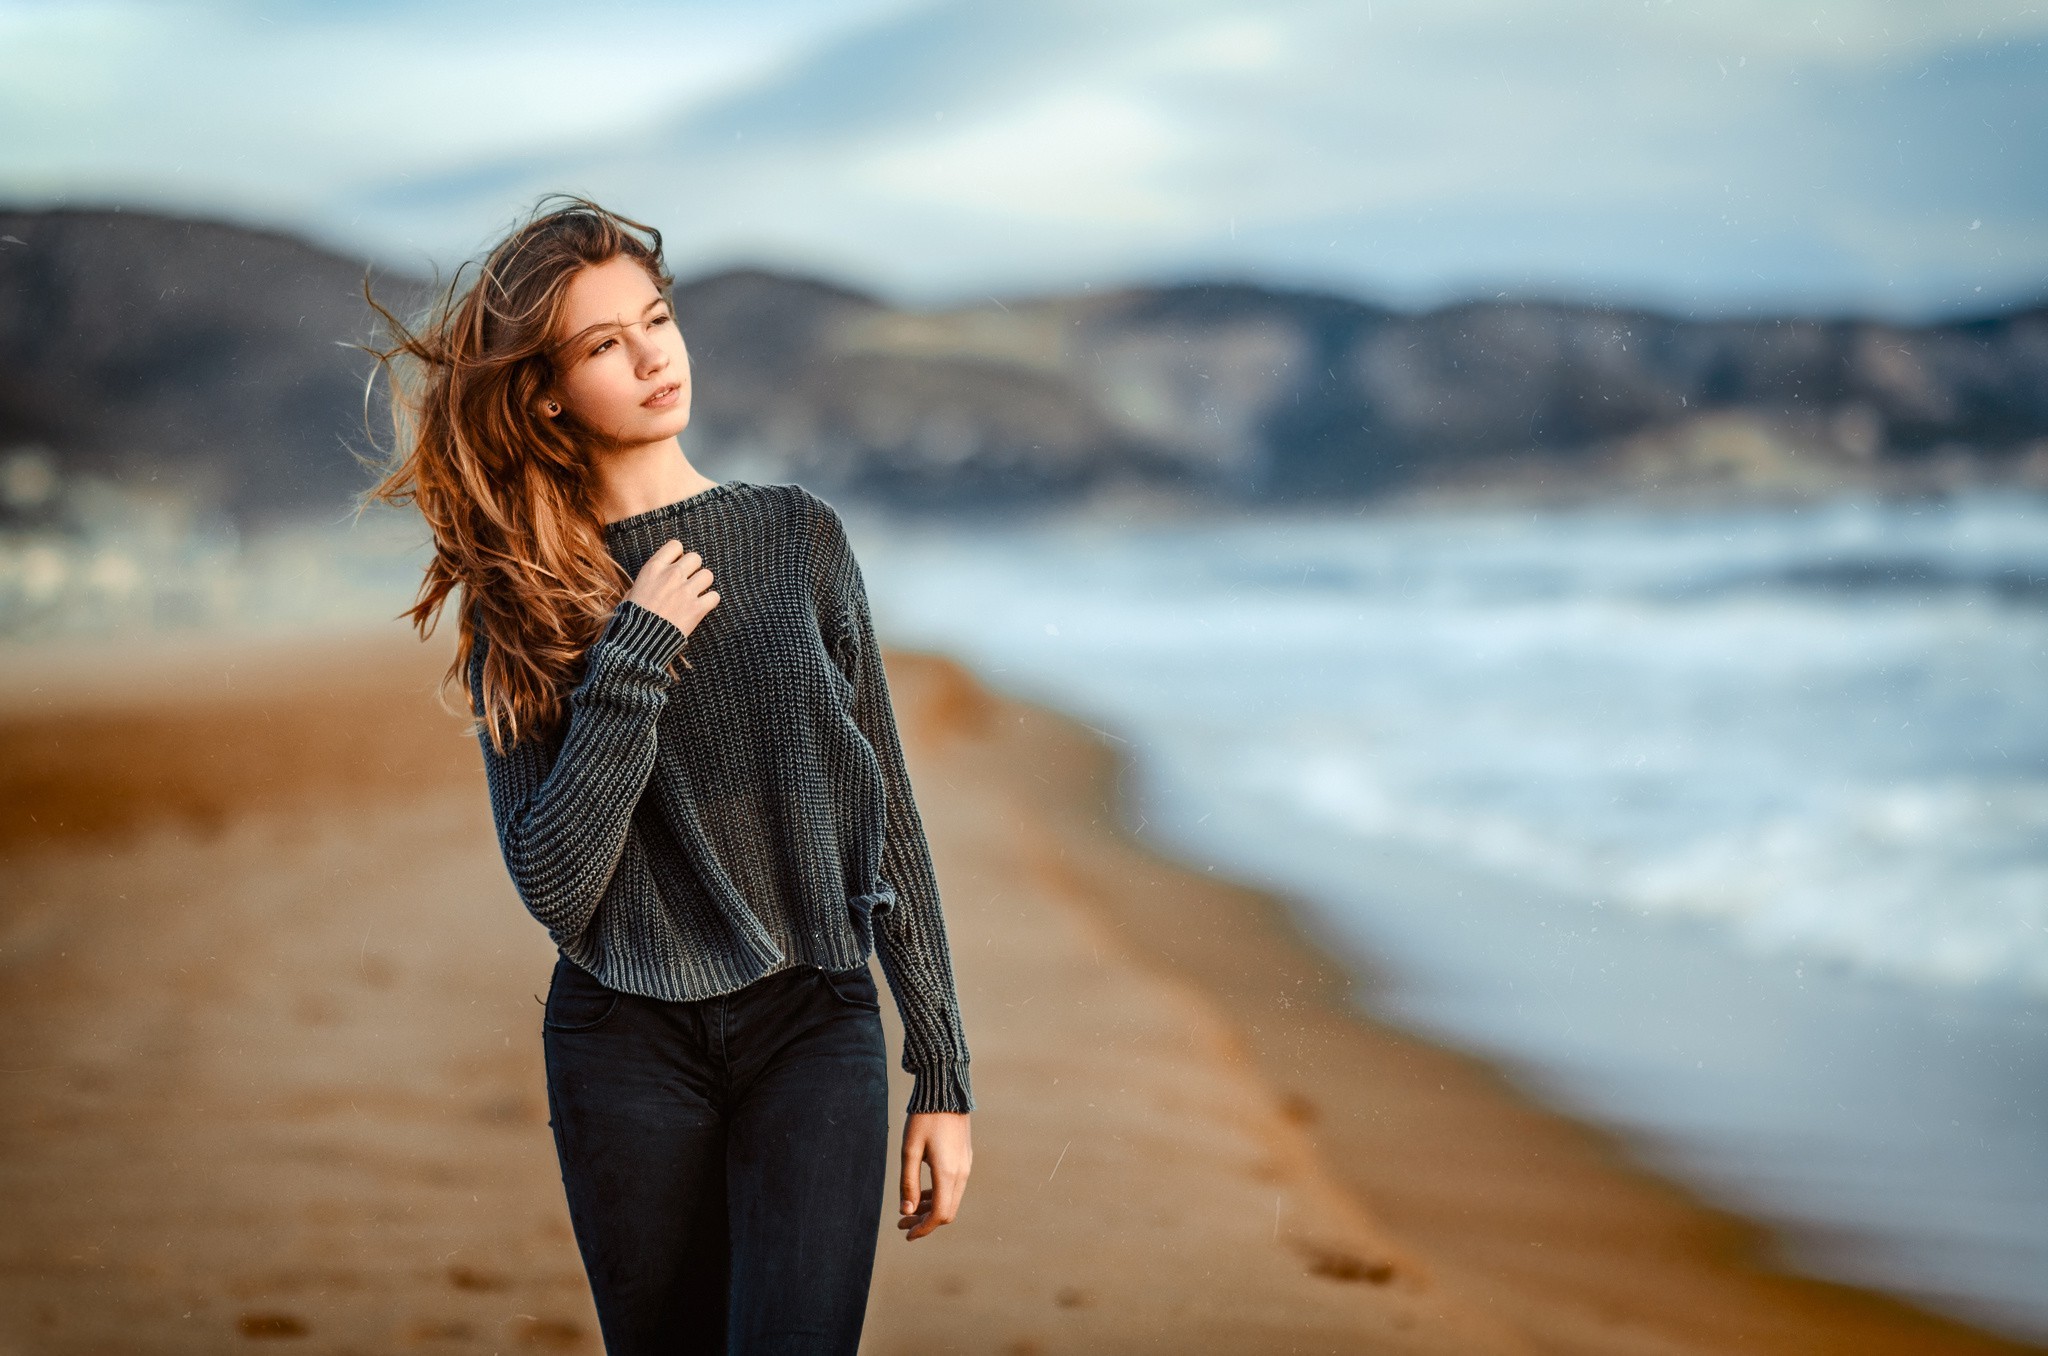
top-left (820, 514), bottom-right (975, 1115)
top-left (470, 600), bottom-right (689, 948)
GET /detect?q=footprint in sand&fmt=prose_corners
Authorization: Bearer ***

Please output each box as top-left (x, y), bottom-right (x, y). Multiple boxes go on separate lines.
top-left (236, 1311), bottom-right (309, 1339)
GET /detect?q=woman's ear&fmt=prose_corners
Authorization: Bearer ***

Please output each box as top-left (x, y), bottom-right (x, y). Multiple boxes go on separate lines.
top-left (538, 396), bottom-right (563, 419)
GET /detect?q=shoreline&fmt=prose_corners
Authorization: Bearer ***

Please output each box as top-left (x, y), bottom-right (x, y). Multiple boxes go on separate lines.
top-left (0, 627), bottom-right (2036, 1353)
top-left (873, 649), bottom-right (2044, 1355)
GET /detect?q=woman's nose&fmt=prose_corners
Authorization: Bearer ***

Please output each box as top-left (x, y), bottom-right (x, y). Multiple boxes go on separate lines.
top-left (630, 325), bottom-right (668, 375)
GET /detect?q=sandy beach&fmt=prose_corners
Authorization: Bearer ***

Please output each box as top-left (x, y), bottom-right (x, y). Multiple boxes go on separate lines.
top-left (0, 627), bottom-right (2035, 1355)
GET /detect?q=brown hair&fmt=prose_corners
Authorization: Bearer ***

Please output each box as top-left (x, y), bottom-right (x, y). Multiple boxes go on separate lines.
top-left (354, 194), bottom-right (675, 754)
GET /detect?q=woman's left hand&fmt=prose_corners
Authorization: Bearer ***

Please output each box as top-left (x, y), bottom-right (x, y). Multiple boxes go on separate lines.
top-left (898, 1111), bottom-right (972, 1241)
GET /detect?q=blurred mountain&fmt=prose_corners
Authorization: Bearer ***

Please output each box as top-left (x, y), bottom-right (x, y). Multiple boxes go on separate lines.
top-left (0, 207), bottom-right (424, 528)
top-left (765, 280), bottom-right (2048, 503)
top-left (4, 206), bottom-right (2046, 527)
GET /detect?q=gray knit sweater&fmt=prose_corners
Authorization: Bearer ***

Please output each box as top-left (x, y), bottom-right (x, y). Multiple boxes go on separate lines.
top-left (468, 480), bottom-right (972, 1114)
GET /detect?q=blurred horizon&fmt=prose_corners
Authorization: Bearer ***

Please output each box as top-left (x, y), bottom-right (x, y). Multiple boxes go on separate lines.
top-left (3, 0), bottom-right (2046, 322)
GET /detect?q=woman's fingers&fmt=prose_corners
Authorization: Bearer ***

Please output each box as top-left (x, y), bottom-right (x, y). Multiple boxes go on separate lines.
top-left (902, 1189), bottom-right (942, 1241)
top-left (624, 541), bottom-right (720, 636)
top-left (900, 1122), bottom-right (925, 1218)
top-left (898, 1189), bottom-right (938, 1240)
top-left (930, 1164), bottom-right (966, 1229)
top-left (640, 542), bottom-right (697, 575)
top-left (896, 1113), bottom-right (971, 1241)
top-left (664, 550), bottom-right (713, 599)
top-left (896, 1188), bottom-right (932, 1232)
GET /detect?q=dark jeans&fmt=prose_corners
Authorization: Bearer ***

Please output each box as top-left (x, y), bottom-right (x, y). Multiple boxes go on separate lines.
top-left (541, 954), bottom-right (891, 1356)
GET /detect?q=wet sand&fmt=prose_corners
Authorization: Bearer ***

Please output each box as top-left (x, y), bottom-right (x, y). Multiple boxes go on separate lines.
top-left (0, 628), bottom-right (2034, 1354)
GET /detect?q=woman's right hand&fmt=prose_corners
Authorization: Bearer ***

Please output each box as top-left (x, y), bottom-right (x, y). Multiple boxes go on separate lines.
top-left (624, 539), bottom-right (720, 638)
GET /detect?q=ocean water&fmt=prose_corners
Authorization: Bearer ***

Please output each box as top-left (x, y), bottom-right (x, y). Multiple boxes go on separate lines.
top-left (853, 492), bottom-right (2048, 1340)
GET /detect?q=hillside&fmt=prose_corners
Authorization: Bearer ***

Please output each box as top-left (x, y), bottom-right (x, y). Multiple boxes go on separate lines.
top-left (3, 206), bottom-right (2045, 525)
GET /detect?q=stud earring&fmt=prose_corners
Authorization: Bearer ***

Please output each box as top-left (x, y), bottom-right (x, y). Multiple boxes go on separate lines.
top-left (545, 401), bottom-right (561, 416)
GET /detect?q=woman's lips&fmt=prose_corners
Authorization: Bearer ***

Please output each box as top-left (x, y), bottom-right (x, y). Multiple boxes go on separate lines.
top-left (643, 382), bottom-right (681, 409)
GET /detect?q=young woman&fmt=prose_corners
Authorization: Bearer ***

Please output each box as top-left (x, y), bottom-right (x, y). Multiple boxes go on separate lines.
top-left (360, 196), bottom-right (973, 1355)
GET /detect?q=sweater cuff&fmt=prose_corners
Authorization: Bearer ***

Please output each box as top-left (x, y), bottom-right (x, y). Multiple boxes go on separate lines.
top-left (907, 1060), bottom-right (974, 1115)
top-left (599, 600), bottom-right (688, 674)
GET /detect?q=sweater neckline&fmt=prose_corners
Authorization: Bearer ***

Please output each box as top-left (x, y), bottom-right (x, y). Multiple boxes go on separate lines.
top-left (601, 480), bottom-right (744, 538)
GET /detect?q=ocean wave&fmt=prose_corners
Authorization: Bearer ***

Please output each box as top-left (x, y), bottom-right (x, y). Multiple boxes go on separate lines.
top-left (863, 490), bottom-right (2048, 998)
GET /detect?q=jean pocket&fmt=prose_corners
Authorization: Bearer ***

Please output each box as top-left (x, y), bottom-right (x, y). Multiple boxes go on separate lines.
top-left (544, 959), bottom-right (624, 1033)
top-left (819, 963), bottom-right (882, 1013)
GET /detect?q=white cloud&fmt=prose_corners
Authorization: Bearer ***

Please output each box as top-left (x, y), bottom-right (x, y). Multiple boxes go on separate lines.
top-left (2, 0), bottom-right (2044, 317)
top-left (1151, 16), bottom-right (1290, 75)
top-left (0, 1), bottom-right (902, 199)
top-left (861, 90), bottom-right (1190, 227)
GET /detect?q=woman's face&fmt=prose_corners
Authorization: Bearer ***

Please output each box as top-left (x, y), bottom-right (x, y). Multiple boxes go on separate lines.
top-left (545, 254), bottom-right (692, 447)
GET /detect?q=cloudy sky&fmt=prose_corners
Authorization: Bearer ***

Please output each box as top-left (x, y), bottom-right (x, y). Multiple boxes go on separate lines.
top-left (2, 0), bottom-right (2044, 318)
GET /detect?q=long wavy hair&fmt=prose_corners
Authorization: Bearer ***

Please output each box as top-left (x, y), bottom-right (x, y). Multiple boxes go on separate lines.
top-left (355, 195), bottom-right (677, 754)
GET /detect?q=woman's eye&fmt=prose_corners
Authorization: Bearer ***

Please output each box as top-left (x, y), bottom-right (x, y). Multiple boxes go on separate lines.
top-left (591, 338), bottom-right (614, 356)
top-left (650, 313), bottom-right (671, 327)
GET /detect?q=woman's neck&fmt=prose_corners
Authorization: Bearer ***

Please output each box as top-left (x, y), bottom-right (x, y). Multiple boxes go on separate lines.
top-left (595, 438), bottom-right (720, 525)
